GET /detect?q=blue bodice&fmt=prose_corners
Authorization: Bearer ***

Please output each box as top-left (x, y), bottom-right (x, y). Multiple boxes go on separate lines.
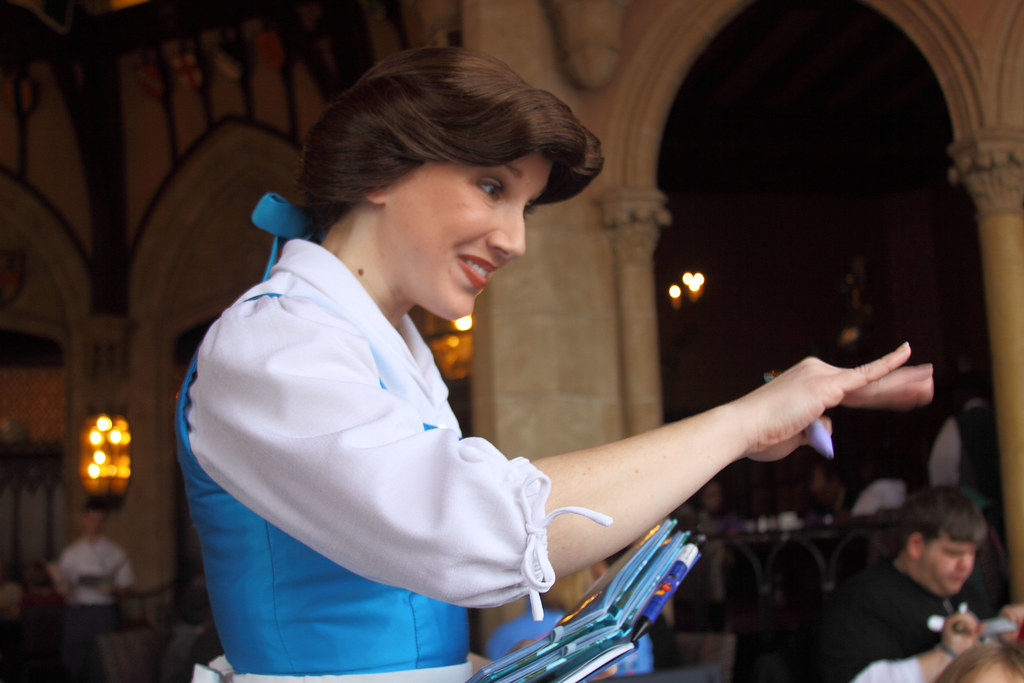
top-left (175, 353), bottom-right (469, 674)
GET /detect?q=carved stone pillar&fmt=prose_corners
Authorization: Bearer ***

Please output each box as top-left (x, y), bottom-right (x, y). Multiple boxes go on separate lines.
top-left (599, 187), bottom-right (671, 436)
top-left (545, 0), bottom-right (628, 90)
top-left (949, 138), bottom-right (1024, 602)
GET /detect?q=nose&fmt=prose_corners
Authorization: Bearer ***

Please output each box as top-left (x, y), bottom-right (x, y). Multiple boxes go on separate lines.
top-left (488, 211), bottom-right (527, 262)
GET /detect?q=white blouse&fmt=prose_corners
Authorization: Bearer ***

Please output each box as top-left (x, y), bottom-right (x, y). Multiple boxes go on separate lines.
top-left (188, 239), bottom-right (608, 614)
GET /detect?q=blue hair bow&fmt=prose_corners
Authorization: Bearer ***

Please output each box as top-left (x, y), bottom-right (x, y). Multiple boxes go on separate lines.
top-left (251, 193), bottom-right (313, 281)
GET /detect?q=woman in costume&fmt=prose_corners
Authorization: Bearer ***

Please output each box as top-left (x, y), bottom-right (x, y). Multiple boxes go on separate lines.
top-left (176, 47), bottom-right (934, 681)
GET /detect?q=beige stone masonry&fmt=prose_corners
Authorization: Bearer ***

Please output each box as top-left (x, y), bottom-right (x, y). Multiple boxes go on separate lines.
top-left (950, 136), bottom-right (1024, 602)
top-left (600, 187), bottom-right (671, 436)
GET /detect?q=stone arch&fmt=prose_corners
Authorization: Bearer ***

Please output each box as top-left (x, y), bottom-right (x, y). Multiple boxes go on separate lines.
top-left (860, 0), bottom-right (981, 135)
top-left (130, 121), bottom-right (301, 335)
top-left (0, 174), bottom-right (89, 344)
top-left (601, 0), bottom-right (985, 192)
top-left (994, 2), bottom-right (1024, 127)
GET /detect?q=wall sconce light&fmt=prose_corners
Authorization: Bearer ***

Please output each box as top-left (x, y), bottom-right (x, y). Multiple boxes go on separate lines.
top-left (427, 315), bottom-right (473, 380)
top-left (668, 272), bottom-right (706, 309)
top-left (80, 413), bottom-right (132, 503)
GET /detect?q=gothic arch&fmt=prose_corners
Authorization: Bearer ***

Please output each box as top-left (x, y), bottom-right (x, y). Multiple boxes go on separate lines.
top-left (994, 2), bottom-right (1024, 128)
top-left (0, 174), bottom-right (88, 343)
top-left (602, 0), bottom-right (988, 192)
top-left (130, 121), bottom-right (301, 336)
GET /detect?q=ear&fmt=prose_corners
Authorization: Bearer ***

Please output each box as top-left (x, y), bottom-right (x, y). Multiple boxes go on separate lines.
top-left (365, 186), bottom-right (389, 206)
top-left (905, 532), bottom-right (926, 560)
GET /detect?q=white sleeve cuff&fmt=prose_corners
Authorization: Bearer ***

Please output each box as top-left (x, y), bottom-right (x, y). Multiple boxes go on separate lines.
top-left (512, 459), bottom-right (613, 621)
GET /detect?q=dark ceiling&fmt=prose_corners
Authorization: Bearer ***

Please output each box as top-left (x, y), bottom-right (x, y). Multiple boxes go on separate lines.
top-left (0, 0), bottom-right (956, 362)
top-left (0, 0), bottom-right (953, 196)
top-left (659, 0), bottom-right (953, 193)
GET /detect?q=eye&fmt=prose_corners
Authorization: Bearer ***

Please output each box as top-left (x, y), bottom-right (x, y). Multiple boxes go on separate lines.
top-left (523, 201), bottom-right (537, 217)
top-left (479, 179), bottom-right (504, 199)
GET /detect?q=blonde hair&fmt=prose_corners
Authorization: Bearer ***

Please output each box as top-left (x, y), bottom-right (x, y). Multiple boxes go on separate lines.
top-left (935, 641), bottom-right (1024, 683)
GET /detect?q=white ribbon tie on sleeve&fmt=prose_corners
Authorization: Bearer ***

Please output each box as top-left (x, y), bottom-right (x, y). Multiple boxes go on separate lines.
top-left (519, 475), bottom-right (613, 621)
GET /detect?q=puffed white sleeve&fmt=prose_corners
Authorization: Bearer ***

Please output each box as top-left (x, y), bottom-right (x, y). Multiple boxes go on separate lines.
top-left (186, 295), bottom-right (610, 611)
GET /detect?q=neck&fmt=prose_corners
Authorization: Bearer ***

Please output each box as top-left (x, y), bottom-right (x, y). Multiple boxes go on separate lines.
top-left (893, 552), bottom-right (947, 598)
top-left (320, 206), bottom-right (407, 327)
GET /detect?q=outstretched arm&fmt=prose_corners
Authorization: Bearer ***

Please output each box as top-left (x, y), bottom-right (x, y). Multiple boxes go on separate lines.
top-left (536, 343), bottom-right (933, 576)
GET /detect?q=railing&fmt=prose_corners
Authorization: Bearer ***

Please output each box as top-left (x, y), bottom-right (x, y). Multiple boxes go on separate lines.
top-left (675, 520), bottom-right (897, 642)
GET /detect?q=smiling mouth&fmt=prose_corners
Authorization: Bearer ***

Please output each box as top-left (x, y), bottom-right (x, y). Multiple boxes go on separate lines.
top-left (458, 256), bottom-right (493, 290)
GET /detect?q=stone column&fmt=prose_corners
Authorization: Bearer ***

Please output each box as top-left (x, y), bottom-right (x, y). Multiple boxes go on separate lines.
top-left (599, 187), bottom-right (671, 436)
top-left (949, 138), bottom-right (1024, 602)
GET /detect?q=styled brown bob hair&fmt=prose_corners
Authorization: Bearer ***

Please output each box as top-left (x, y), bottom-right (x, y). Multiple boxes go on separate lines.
top-left (896, 486), bottom-right (987, 549)
top-left (299, 47), bottom-right (604, 236)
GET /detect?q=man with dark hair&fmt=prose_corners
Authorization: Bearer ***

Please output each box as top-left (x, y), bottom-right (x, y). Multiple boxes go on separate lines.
top-left (817, 487), bottom-right (1024, 683)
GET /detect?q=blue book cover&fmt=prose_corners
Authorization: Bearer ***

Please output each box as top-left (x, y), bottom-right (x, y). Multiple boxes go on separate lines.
top-left (471, 519), bottom-right (701, 683)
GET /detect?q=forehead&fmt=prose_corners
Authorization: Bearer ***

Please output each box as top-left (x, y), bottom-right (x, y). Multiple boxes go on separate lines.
top-left (927, 533), bottom-right (976, 554)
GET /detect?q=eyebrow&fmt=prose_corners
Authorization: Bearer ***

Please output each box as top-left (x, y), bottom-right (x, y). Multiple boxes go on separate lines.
top-left (503, 163), bottom-right (523, 178)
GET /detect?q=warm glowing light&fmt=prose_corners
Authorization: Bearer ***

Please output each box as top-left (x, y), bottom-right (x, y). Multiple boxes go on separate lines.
top-left (681, 272), bottom-right (706, 302)
top-left (454, 316), bottom-right (473, 331)
top-left (110, 0), bottom-right (150, 9)
top-left (445, 336), bottom-right (460, 348)
top-left (80, 413), bottom-right (132, 501)
top-left (682, 272), bottom-right (705, 292)
top-left (668, 284), bottom-right (682, 299)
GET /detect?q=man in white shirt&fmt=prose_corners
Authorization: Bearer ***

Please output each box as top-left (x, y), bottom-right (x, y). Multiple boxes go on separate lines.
top-left (48, 499), bottom-right (134, 682)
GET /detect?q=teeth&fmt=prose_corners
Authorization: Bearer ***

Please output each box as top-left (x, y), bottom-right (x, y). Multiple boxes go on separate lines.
top-left (463, 259), bottom-right (489, 277)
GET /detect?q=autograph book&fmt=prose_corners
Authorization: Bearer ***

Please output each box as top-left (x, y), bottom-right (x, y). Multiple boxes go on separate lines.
top-left (470, 518), bottom-right (700, 683)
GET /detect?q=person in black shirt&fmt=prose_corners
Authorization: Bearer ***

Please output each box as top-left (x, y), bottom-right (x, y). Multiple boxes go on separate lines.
top-left (817, 487), bottom-right (1024, 683)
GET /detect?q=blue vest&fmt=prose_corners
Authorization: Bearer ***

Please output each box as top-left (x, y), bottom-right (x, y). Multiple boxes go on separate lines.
top-left (175, 352), bottom-right (469, 674)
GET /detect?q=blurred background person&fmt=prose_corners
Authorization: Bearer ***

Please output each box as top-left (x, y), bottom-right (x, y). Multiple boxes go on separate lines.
top-left (47, 499), bottom-right (134, 683)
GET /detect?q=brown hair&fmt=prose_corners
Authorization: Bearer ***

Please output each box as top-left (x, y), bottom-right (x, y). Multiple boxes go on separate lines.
top-left (298, 47), bottom-right (603, 236)
top-left (935, 640), bottom-right (1024, 683)
top-left (897, 486), bottom-right (987, 549)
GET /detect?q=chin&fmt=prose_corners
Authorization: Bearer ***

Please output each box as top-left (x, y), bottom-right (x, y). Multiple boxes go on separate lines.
top-left (428, 303), bottom-right (475, 322)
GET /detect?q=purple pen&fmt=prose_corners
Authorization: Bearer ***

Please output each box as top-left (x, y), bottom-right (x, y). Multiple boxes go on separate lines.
top-left (805, 419), bottom-right (834, 459)
top-left (764, 371), bottom-right (835, 460)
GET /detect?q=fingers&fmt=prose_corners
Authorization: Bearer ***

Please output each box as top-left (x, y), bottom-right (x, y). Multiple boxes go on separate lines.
top-left (850, 342), bottom-right (912, 386)
top-left (746, 433), bottom-right (806, 463)
top-left (943, 612), bottom-right (982, 649)
top-left (842, 363), bottom-right (935, 410)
